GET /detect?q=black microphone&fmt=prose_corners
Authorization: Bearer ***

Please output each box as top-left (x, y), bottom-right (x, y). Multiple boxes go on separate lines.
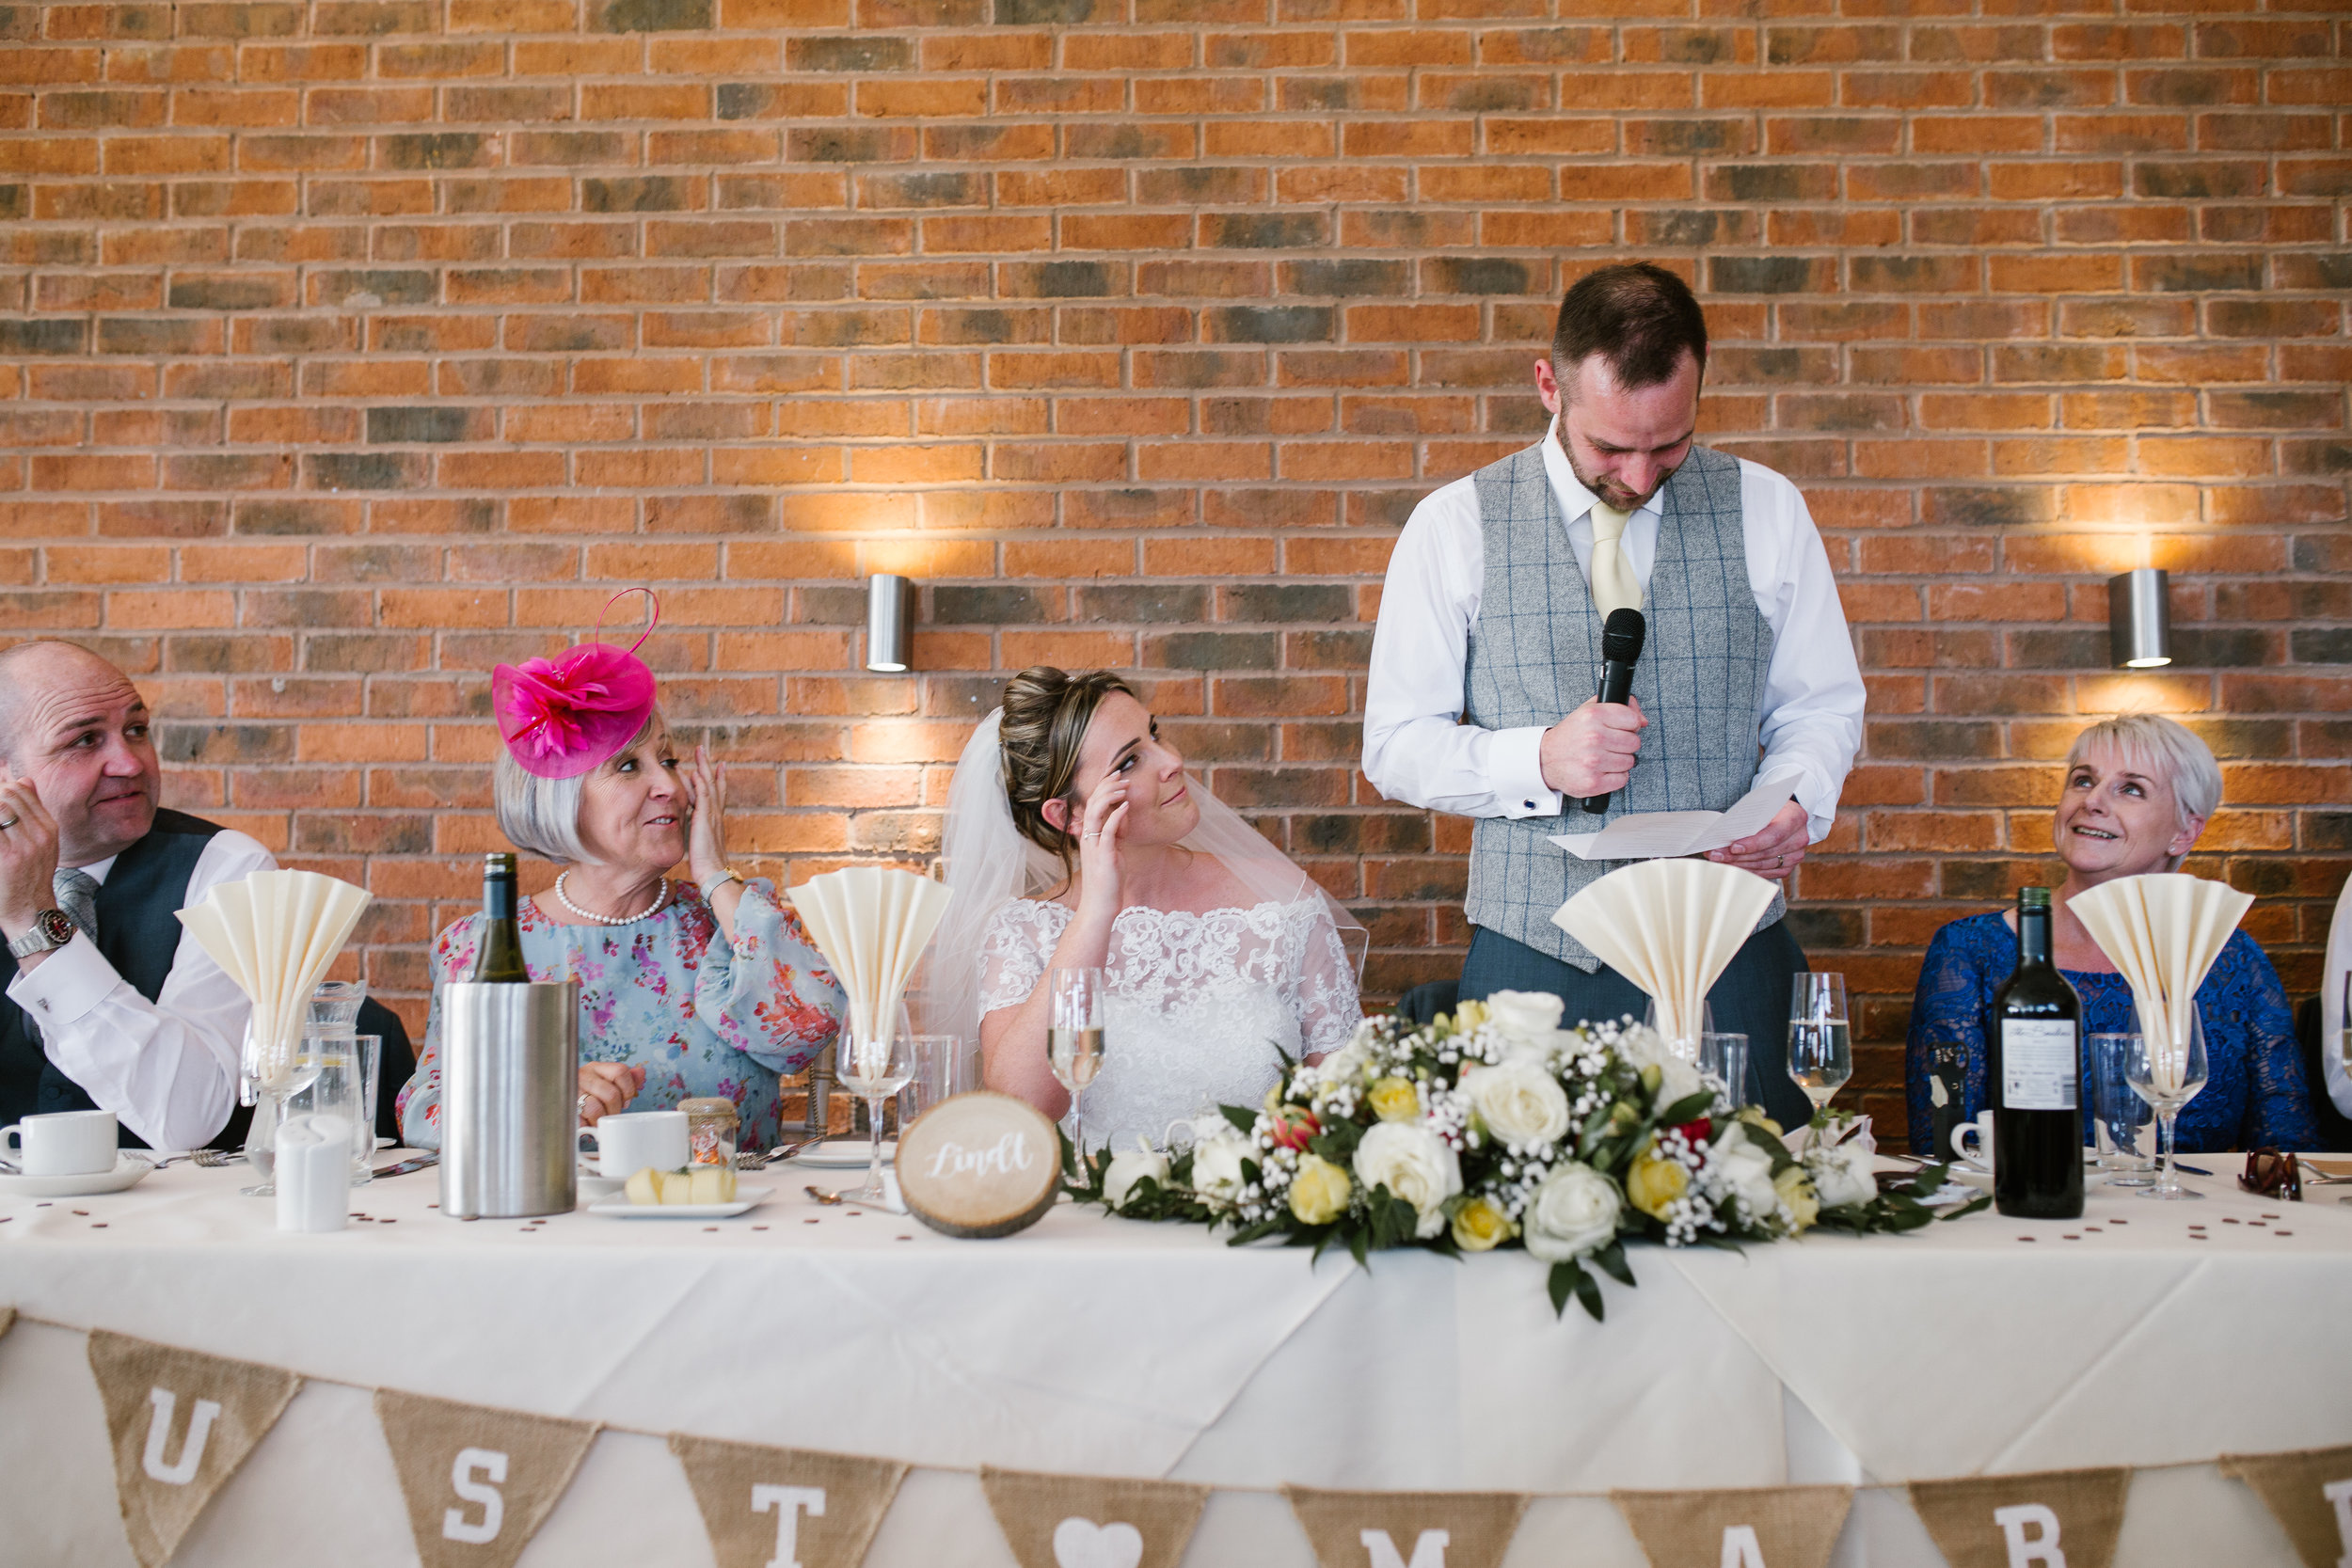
top-left (1579, 608), bottom-right (1646, 815)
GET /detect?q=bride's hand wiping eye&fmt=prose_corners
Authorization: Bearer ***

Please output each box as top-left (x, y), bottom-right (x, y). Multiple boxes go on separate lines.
top-left (1074, 778), bottom-right (1130, 914)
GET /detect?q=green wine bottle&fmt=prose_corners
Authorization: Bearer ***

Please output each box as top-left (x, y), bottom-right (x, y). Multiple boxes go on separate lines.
top-left (1990, 886), bottom-right (2084, 1219)
top-left (469, 852), bottom-right (530, 983)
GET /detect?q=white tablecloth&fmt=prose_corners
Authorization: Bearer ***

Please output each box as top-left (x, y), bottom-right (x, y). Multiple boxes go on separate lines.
top-left (1, 1159), bottom-right (2344, 1567)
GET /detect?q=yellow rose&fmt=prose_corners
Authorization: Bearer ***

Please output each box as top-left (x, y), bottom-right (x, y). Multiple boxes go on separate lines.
top-left (1449, 1195), bottom-right (1516, 1252)
top-left (1367, 1076), bottom-right (1422, 1123)
top-left (1450, 998), bottom-right (1490, 1032)
top-left (1774, 1164), bottom-right (1820, 1232)
top-left (1737, 1105), bottom-right (1785, 1139)
top-left (1624, 1143), bottom-right (1690, 1220)
top-left (1289, 1154), bottom-right (1353, 1226)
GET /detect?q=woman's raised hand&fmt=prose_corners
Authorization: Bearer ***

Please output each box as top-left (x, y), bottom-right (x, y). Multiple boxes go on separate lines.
top-left (685, 743), bottom-right (729, 887)
top-left (1073, 776), bottom-right (1130, 915)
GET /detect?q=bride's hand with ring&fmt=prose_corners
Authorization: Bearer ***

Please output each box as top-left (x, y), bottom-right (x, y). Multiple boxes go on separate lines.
top-left (1071, 776), bottom-right (1131, 921)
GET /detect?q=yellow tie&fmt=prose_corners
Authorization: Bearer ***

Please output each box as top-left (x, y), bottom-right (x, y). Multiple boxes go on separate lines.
top-left (1587, 501), bottom-right (1643, 617)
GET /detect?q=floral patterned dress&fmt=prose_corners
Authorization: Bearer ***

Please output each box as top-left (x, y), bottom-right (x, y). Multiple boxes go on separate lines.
top-left (1905, 911), bottom-right (2319, 1155)
top-left (397, 879), bottom-right (844, 1153)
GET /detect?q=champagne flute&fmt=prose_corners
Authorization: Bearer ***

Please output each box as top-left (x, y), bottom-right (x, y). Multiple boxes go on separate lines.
top-left (837, 1028), bottom-right (913, 1204)
top-left (2124, 1012), bottom-right (2208, 1202)
top-left (1786, 973), bottom-right (1851, 1116)
top-left (1049, 966), bottom-right (1106, 1168)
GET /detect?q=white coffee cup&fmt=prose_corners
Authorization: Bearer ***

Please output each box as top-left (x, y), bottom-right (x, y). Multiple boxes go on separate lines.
top-left (579, 1110), bottom-right (688, 1180)
top-left (0, 1108), bottom-right (119, 1178)
top-left (1949, 1110), bottom-right (1994, 1175)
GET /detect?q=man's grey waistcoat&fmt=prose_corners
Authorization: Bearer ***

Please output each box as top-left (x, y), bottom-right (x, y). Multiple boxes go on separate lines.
top-left (1463, 440), bottom-right (1782, 971)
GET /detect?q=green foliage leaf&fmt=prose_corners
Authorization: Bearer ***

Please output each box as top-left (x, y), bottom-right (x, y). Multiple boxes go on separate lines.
top-left (1657, 1090), bottom-right (1714, 1128)
top-left (1591, 1239), bottom-right (1637, 1290)
top-left (1547, 1260), bottom-right (1578, 1318)
top-left (1220, 1103), bottom-right (1260, 1135)
top-left (1573, 1264), bottom-right (1605, 1322)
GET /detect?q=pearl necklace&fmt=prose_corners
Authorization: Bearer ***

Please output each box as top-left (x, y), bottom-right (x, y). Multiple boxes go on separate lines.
top-left (552, 871), bottom-right (669, 927)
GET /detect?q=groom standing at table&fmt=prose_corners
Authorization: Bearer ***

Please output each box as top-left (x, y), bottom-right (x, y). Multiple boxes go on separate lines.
top-left (1364, 263), bottom-right (1864, 1131)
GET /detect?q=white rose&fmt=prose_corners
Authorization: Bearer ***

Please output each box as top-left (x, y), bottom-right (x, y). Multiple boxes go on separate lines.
top-left (1612, 1022), bottom-right (1673, 1070)
top-left (1189, 1134), bottom-right (1250, 1206)
top-left (1484, 990), bottom-right (1565, 1054)
top-left (1466, 1058), bottom-right (1572, 1149)
top-left (1711, 1125), bottom-right (1781, 1225)
top-left (1351, 1122), bottom-right (1462, 1239)
top-left (1804, 1143), bottom-right (1878, 1210)
top-left (1522, 1161), bottom-right (1624, 1262)
top-left (1652, 1056), bottom-right (1706, 1117)
top-left (1103, 1140), bottom-right (1171, 1210)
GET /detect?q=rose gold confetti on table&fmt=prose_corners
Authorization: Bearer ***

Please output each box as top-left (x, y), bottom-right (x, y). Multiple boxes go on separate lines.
top-left (2063, 1234), bottom-right (2080, 1240)
top-left (803, 1218), bottom-right (819, 1225)
top-left (2018, 1236), bottom-right (2036, 1242)
top-left (2278, 1230), bottom-right (2294, 1236)
top-left (2109, 1218), bottom-right (2127, 1225)
top-left (896, 1235), bottom-right (913, 1243)
top-left (2224, 1217), bottom-right (2241, 1225)
top-left (90, 1223), bottom-right (105, 1228)
top-left (72, 1210), bottom-right (87, 1216)
top-left (380, 1218), bottom-right (396, 1224)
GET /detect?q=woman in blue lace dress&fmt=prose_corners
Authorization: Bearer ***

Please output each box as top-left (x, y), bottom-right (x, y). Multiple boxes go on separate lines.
top-left (1906, 714), bottom-right (2317, 1155)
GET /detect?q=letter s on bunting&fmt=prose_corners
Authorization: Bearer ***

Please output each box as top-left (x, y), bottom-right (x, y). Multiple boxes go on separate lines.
top-left (373, 1390), bottom-right (598, 1568)
top-left (443, 1448), bottom-right (509, 1545)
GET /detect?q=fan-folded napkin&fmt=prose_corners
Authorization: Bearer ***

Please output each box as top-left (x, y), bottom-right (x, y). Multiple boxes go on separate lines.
top-left (786, 868), bottom-right (954, 1068)
top-left (2068, 872), bottom-right (2250, 1091)
top-left (176, 869), bottom-right (372, 1091)
top-left (1551, 860), bottom-right (1777, 1050)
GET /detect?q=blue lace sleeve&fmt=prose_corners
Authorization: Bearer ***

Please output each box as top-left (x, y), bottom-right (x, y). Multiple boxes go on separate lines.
top-left (2218, 934), bottom-right (2320, 1151)
top-left (1905, 916), bottom-right (2000, 1154)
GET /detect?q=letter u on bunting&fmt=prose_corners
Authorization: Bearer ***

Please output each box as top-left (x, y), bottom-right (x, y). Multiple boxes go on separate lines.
top-left (1613, 1484), bottom-right (1853, 1568)
top-left (981, 1465), bottom-right (1210, 1568)
top-left (374, 1389), bottom-right (598, 1568)
top-left (670, 1434), bottom-right (908, 1568)
top-left (1907, 1468), bottom-right (2128, 1568)
top-left (86, 1328), bottom-right (303, 1568)
top-left (2222, 1446), bottom-right (2352, 1568)
top-left (1284, 1485), bottom-right (1528, 1568)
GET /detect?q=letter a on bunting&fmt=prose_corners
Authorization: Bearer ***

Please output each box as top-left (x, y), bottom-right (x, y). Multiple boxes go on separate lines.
top-left (2222, 1446), bottom-right (2352, 1568)
top-left (670, 1433), bottom-right (909, 1568)
top-left (374, 1389), bottom-right (598, 1568)
top-left (86, 1329), bottom-right (303, 1568)
top-left (1907, 1468), bottom-right (2128, 1568)
top-left (1283, 1485), bottom-right (1527, 1568)
top-left (1613, 1484), bottom-right (1854, 1568)
top-left (980, 1465), bottom-right (1211, 1568)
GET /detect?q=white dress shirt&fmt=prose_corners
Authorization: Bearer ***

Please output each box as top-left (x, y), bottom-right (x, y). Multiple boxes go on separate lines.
top-left (1363, 420), bottom-right (1865, 838)
top-left (2321, 875), bottom-right (2352, 1118)
top-left (7, 829), bottom-right (276, 1149)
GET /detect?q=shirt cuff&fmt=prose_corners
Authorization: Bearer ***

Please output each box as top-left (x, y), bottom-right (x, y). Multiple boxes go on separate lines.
top-left (1488, 726), bottom-right (1562, 818)
top-left (1764, 761), bottom-right (1839, 843)
top-left (4, 932), bottom-right (124, 1029)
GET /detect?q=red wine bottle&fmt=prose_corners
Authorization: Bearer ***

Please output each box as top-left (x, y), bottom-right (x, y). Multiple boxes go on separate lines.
top-left (469, 852), bottom-right (530, 983)
top-left (1990, 886), bottom-right (2084, 1218)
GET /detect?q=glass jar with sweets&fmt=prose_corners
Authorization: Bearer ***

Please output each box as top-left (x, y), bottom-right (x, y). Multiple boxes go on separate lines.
top-left (678, 1097), bottom-right (739, 1168)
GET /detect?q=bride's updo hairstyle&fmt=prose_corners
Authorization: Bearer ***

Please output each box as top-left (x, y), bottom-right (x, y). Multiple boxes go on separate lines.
top-left (998, 665), bottom-right (1136, 879)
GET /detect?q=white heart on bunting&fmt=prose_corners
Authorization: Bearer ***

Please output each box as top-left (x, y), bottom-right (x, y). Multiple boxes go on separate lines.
top-left (1052, 1518), bottom-right (1144, 1568)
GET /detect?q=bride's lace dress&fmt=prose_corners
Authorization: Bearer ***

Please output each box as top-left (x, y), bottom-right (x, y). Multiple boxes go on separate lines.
top-left (977, 896), bottom-right (1362, 1148)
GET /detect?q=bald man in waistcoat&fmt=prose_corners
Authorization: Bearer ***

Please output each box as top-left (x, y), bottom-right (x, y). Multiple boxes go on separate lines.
top-left (1365, 265), bottom-right (1865, 1130)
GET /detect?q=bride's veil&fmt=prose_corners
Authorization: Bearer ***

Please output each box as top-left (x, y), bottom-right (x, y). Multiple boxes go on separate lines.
top-left (914, 706), bottom-right (1369, 1039)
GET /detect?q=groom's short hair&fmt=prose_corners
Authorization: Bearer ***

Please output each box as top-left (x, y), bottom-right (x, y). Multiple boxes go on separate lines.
top-left (1551, 262), bottom-right (1708, 392)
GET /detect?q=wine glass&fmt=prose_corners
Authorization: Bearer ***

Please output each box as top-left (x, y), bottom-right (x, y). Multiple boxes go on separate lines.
top-left (2124, 1012), bottom-right (2208, 1202)
top-left (1049, 966), bottom-right (1106, 1166)
top-left (836, 1028), bottom-right (913, 1204)
top-left (239, 1022), bottom-right (325, 1197)
top-left (1786, 973), bottom-right (1851, 1117)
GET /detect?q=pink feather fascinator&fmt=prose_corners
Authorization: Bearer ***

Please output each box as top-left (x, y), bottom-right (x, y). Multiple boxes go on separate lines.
top-left (492, 589), bottom-right (661, 780)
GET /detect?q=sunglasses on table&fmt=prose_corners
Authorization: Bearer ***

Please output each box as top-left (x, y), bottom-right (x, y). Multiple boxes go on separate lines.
top-left (2238, 1148), bottom-right (2301, 1202)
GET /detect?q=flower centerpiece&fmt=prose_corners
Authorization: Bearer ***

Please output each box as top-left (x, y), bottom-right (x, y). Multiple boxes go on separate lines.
top-left (1069, 992), bottom-right (1982, 1321)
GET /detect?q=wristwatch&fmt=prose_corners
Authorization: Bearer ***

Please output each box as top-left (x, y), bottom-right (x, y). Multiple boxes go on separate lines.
top-left (7, 909), bottom-right (76, 960)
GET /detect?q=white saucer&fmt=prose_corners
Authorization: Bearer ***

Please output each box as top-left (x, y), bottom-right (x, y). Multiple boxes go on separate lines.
top-left (0, 1153), bottom-right (154, 1198)
top-left (792, 1139), bottom-right (894, 1169)
top-left (588, 1183), bottom-right (771, 1219)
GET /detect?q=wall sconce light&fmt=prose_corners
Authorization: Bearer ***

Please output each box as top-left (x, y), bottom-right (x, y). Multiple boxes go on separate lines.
top-left (2107, 567), bottom-right (2170, 669)
top-left (865, 574), bottom-right (915, 673)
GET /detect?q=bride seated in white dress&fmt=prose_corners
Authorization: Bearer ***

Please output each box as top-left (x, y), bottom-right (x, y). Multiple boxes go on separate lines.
top-left (926, 667), bottom-right (1364, 1153)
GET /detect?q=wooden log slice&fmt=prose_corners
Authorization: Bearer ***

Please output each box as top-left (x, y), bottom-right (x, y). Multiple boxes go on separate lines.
top-left (895, 1091), bottom-right (1063, 1239)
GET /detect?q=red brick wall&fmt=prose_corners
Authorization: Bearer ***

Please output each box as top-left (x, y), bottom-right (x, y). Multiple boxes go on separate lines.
top-left (0, 0), bottom-right (2345, 1122)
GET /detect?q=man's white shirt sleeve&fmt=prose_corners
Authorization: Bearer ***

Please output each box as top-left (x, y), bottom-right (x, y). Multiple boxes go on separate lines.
top-left (6, 830), bottom-right (276, 1149)
top-left (1362, 435), bottom-right (1864, 839)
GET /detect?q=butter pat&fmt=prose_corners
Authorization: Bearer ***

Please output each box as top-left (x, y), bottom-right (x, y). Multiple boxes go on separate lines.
top-left (622, 1164), bottom-right (736, 1206)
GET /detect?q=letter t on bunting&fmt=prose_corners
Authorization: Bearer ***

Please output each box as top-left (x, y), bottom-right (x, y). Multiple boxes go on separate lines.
top-left (373, 1389), bottom-right (598, 1568)
top-left (1283, 1486), bottom-right (1527, 1568)
top-left (670, 1434), bottom-right (909, 1568)
top-left (2221, 1446), bottom-right (2352, 1568)
top-left (1612, 1483), bottom-right (1853, 1568)
top-left (1907, 1468), bottom-right (2129, 1568)
top-left (87, 1329), bottom-right (303, 1568)
top-left (981, 1465), bottom-right (1210, 1568)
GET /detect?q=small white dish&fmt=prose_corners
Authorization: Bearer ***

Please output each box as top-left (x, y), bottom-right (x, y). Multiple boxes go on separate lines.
top-left (792, 1139), bottom-right (894, 1169)
top-left (577, 1175), bottom-right (627, 1202)
top-left (588, 1182), bottom-right (772, 1219)
top-left (0, 1152), bottom-right (153, 1198)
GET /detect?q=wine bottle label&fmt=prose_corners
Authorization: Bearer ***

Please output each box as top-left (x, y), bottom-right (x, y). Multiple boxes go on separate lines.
top-left (2000, 1020), bottom-right (2078, 1111)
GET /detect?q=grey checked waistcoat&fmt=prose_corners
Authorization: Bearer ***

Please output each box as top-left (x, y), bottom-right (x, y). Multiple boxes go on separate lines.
top-left (1463, 440), bottom-right (1783, 971)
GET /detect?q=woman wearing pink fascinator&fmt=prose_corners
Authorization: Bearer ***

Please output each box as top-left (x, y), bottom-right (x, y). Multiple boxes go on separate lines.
top-left (397, 591), bottom-right (845, 1153)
